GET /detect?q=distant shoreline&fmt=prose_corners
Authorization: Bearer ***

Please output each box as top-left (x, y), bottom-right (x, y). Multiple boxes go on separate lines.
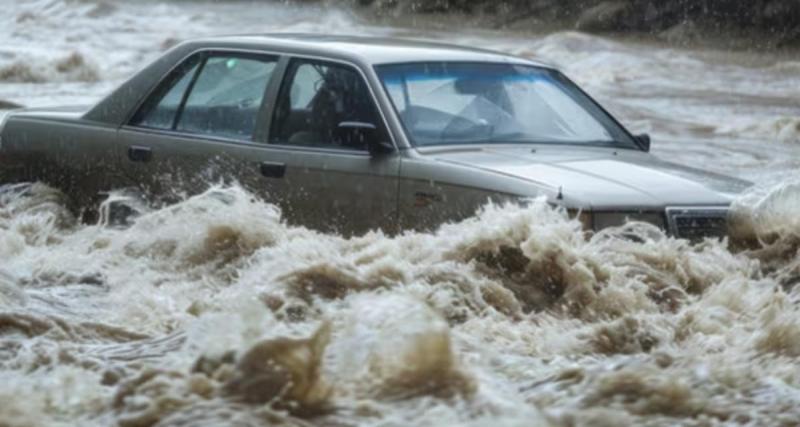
top-left (347, 0), bottom-right (800, 52)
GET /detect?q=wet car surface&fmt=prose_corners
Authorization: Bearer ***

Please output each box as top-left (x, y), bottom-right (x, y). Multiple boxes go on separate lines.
top-left (1, 34), bottom-right (751, 236)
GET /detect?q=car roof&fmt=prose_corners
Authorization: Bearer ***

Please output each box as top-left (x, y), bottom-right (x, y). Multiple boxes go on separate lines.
top-left (193, 33), bottom-right (550, 68)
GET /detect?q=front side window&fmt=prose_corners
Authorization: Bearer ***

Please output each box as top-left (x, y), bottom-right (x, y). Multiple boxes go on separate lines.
top-left (131, 53), bottom-right (277, 140)
top-left (376, 62), bottom-right (636, 148)
top-left (270, 59), bottom-right (382, 150)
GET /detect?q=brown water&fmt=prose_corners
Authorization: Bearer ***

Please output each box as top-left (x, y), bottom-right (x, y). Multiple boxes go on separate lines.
top-left (2, 1), bottom-right (800, 426)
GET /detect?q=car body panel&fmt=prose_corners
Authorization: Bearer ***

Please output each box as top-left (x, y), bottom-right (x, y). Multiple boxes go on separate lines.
top-left (397, 156), bottom-right (530, 231)
top-left (0, 110), bottom-right (126, 207)
top-left (419, 145), bottom-right (749, 210)
top-left (214, 34), bottom-right (542, 67)
top-left (117, 127), bottom-right (252, 201)
top-left (266, 146), bottom-right (401, 233)
top-left (117, 126), bottom-right (401, 234)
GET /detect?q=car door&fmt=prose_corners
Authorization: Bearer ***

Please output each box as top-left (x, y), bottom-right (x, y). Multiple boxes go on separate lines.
top-left (118, 51), bottom-right (287, 205)
top-left (264, 57), bottom-right (401, 235)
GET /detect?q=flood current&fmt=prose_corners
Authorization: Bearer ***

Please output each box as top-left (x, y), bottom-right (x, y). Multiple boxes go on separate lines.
top-left (2, 1), bottom-right (800, 426)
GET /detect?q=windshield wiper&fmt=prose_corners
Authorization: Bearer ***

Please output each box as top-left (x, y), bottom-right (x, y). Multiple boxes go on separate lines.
top-left (576, 139), bottom-right (636, 147)
top-left (485, 131), bottom-right (539, 144)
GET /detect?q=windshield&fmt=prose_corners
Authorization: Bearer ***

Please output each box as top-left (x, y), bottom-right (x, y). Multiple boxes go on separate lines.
top-left (376, 62), bottom-right (637, 148)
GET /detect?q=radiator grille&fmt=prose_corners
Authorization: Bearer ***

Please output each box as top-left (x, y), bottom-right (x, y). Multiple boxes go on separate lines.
top-left (666, 207), bottom-right (729, 240)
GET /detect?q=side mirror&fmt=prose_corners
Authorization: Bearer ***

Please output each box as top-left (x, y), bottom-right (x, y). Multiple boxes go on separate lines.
top-left (635, 133), bottom-right (651, 152)
top-left (337, 121), bottom-right (394, 156)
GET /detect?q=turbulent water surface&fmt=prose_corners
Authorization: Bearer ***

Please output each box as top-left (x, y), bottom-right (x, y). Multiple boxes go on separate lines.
top-left (2, 1), bottom-right (800, 426)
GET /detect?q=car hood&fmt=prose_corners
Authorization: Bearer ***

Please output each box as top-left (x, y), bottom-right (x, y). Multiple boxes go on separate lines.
top-left (421, 145), bottom-right (752, 210)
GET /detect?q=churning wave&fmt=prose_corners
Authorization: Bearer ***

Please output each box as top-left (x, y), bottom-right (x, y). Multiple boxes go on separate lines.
top-left (1, 182), bottom-right (799, 426)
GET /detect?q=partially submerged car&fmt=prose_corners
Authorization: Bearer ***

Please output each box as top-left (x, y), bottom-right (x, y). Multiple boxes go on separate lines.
top-left (0, 34), bottom-right (750, 237)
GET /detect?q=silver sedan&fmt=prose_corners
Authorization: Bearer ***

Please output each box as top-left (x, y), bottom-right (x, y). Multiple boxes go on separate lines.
top-left (0, 34), bottom-right (750, 237)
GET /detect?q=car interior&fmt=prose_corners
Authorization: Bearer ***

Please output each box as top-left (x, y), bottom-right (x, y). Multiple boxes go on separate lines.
top-left (132, 55), bottom-right (274, 140)
top-left (132, 55), bottom-right (385, 148)
top-left (270, 60), bottom-right (381, 150)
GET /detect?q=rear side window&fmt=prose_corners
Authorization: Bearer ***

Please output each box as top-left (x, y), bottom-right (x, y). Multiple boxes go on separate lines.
top-left (131, 57), bottom-right (201, 130)
top-left (130, 53), bottom-right (277, 141)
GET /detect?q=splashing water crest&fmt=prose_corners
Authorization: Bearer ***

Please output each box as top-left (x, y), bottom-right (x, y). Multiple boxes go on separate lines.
top-left (1, 181), bottom-right (800, 426)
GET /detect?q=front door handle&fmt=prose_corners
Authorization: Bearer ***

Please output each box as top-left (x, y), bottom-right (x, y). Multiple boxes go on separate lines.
top-left (260, 161), bottom-right (286, 178)
top-left (128, 145), bottom-right (152, 163)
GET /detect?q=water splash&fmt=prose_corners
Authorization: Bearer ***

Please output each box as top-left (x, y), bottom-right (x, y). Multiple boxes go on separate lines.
top-left (0, 181), bottom-right (799, 425)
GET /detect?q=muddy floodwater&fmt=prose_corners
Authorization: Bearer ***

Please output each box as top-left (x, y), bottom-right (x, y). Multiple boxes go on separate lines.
top-left (2, 1), bottom-right (800, 426)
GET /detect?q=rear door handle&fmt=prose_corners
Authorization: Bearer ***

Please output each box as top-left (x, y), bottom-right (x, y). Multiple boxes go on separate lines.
top-left (260, 161), bottom-right (286, 178)
top-left (128, 145), bottom-right (152, 163)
